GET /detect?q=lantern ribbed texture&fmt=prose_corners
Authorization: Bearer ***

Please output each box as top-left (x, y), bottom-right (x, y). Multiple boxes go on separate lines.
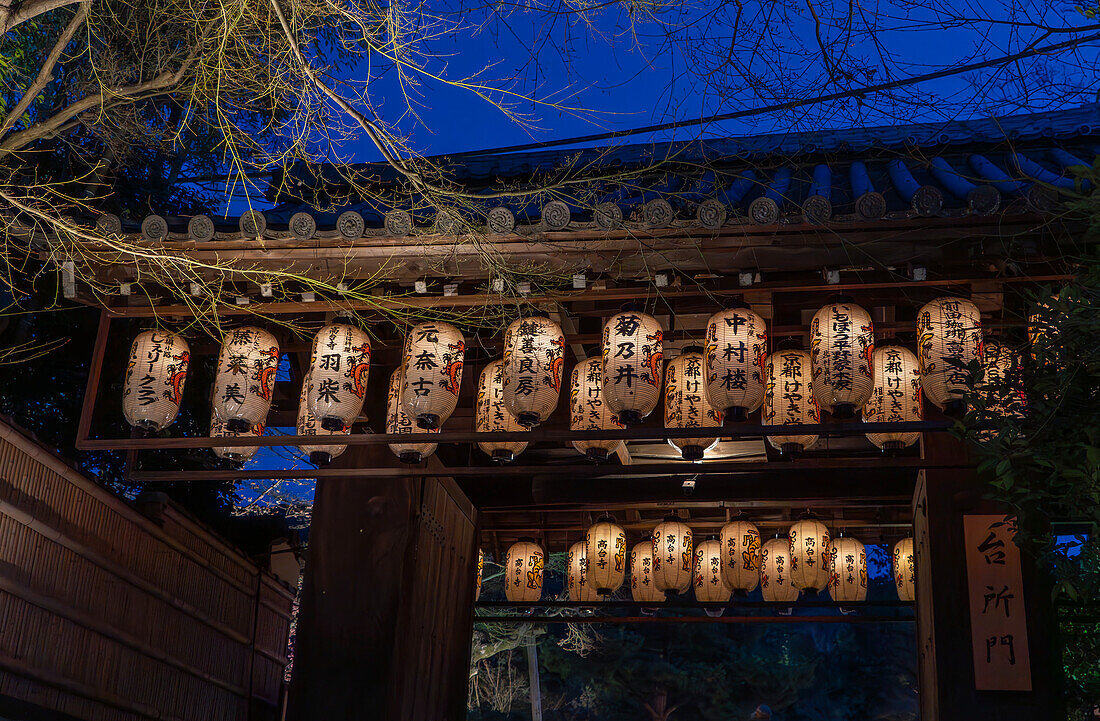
top-left (762, 350), bottom-right (820, 453)
top-left (917, 297), bottom-right (983, 411)
top-left (601, 310), bottom-right (664, 425)
top-left (760, 537), bottom-right (799, 602)
top-left (123, 330), bottom-right (190, 431)
top-left (630, 541), bottom-right (665, 603)
top-left (789, 518), bottom-right (831, 592)
top-left (502, 316), bottom-right (565, 427)
top-left (306, 322), bottom-right (371, 431)
top-left (863, 346), bottom-right (923, 450)
top-left (296, 373), bottom-right (348, 465)
top-left (693, 539), bottom-right (731, 607)
top-left (400, 321), bottom-right (465, 429)
top-left (213, 326), bottom-right (279, 432)
top-left (505, 540), bottom-right (544, 602)
top-left (809, 301), bottom-right (874, 416)
top-left (476, 360), bottom-right (528, 463)
top-left (651, 518), bottom-right (693, 594)
top-left (827, 536), bottom-right (868, 602)
top-left (893, 538), bottom-right (916, 601)
top-left (704, 306), bottom-right (768, 419)
top-left (567, 541), bottom-right (599, 603)
top-left (475, 548), bottom-right (483, 602)
top-left (585, 518), bottom-right (627, 595)
top-left (210, 409), bottom-right (264, 462)
top-left (386, 368), bottom-right (438, 464)
top-left (570, 357), bottom-right (624, 461)
top-left (720, 519), bottom-right (761, 593)
top-left (664, 349), bottom-right (723, 462)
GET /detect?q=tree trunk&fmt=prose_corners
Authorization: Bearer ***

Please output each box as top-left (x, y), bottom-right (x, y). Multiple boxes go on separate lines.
top-left (524, 636), bottom-right (542, 721)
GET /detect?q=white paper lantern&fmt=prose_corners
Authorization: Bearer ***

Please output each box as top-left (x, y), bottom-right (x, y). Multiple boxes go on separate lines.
top-left (980, 339), bottom-right (1027, 423)
top-left (693, 539), bottom-right (731, 615)
top-left (809, 300), bottom-right (874, 417)
top-left (704, 304), bottom-right (768, 420)
top-left (651, 517), bottom-right (693, 595)
top-left (213, 326), bottom-right (280, 432)
top-left (664, 348), bottom-right (723, 461)
top-left (827, 535), bottom-right (867, 603)
top-left (1028, 295), bottom-right (1059, 362)
top-left (210, 409), bottom-right (264, 462)
top-left (306, 321), bottom-right (371, 431)
top-left (401, 321), bottom-right (465, 429)
top-left (916, 297), bottom-right (983, 412)
top-left (863, 346), bottom-right (923, 450)
top-left (720, 519), bottom-right (761, 593)
top-left (893, 537), bottom-right (916, 601)
top-left (502, 315), bottom-right (565, 427)
top-left (386, 367), bottom-right (438, 464)
top-left (296, 372), bottom-right (348, 465)
top-left (475, 548), bottom-right (483, 602)
top-left (789, 517), bottom-right (831, 592)
top-left (570, 357), bottom-right (625, 462)
top-left (567, 541), bottom-right (599, 603)
top-left (505, 539), bottom-right (544, 602)
top-left (630, 541), bottom-right (665, 603)
top-left (601, 309), bottom-right (664, 425)
top-left (762, 350), bottom-right (820, 454)
top-left (476, 360), bottom-right (528, 463)
top-left (585, 517), bottom-right (627, 595)
top-left (760, 536), bottom-right (799, 602)
top-left (123, 330), bottom-right (190, 431)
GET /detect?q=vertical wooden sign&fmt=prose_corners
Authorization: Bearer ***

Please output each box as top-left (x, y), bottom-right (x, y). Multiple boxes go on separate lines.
top-left (963, 515), bottom-right (1031, 691)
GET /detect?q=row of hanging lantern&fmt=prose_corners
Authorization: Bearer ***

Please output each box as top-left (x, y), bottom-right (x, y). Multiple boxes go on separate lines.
top-left (492, 516), bottom-right (916, 604)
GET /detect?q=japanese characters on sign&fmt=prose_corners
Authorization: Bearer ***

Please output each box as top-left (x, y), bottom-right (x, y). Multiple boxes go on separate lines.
top-left (693, 539), bottom-right (732, 603)
top-left (863, 345), bottom-right (923, 450)
top-left (760, 537), bottom-right (800, 602)
top-left (502, 315), bottom-right (566, 427)
top-left (601, 310), bottom-right (664, 425)
top-left (704, 307), bottom-right (768, 418)
top-left (568, 541), bottom-right (599, 603)
top-left (789, 517), bottom-right (832, 592)
top-left (570, 356), bottom-right (625, 461)
top-left (664, 349), bottom-right (723, 461)
top-left (720, 519), bottom-right (761, 592)
top-left (916, 297), bottom-right (983, 410)
top-left (400, 321), bottom-right (465, 429)
top-left (893, 537), bottom-right (916, 601)
top-left (212, 326), bottom-right (280, 431)
top-left (505, 540), bottom-right (544, 602)
top-left (762, 350), bottom-right (821, 453)
top-left (306, 322), bottom-right (371, 431)
top-left (475, 360), bottom-right (528, 463)
top-left (809, 301), bottom-right (874, 415)
top-left (296, 371), bottom-right (348, 465)
top-left (630, 542), bottom-right (665, 603)
top-left (123, 330), bottom-right (190, 431)
top-left (827, 536), bottom-right (868, 603)
top-left (651, 518), bottom-right (693, 594)
top-left (386, 367), bottom-right (439, 464)
top-left (585, 518), bottom-right (627, 594)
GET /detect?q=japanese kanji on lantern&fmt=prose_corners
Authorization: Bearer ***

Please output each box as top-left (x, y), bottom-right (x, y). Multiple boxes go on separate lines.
top-left (760, 535), bottom-right (799, 602)
top-left (213, 326), bottom-right (280, 432)
top-left (601, 308), bottom-right (664, 425)
top-left (789, 516), bottom-right (831, 592)
top-left (505, 539), bottom-right (544, 602)
top-left (893, 537), bottom-right (916, 601)
top-left (827, 535), bottom-right (868, 603)
top-left (475, 360), bottom-right (528, 463)
top-left (296, 373), bottom-right (348, 466)
top-left (475, 548), bottom-right (483, 602)
top-left (585, 517), bottom-right (627, 595)
top-left (980, 339), bottom-right (1027, 425)
top-left (306, 320), bottom-right (370, 431)
top-left (664, 347), bottom-right (723, 461)
top-left (570, 357), bottom-right (625, 462)
top-left (210, 408), bottom-right (264, 463)
top-left (720, 518), bottom-right (761, 593)
top-left (693, 538), bottom-right (731, 615)
top-left (630, 541), bottom-right (665, 603)
top-left (401, 321), bottom-right (465, 429)
top-left (762, 349), bottom-right (820, 454)
top-left (567, 541), bottom-right (599, 603)
top-left (863, 345), bottom-right (922, 450)
top-left (703, 302), bottom-right (768, 421)
top-left (651, 516), bottom-right (693, 595)
top-left (809, 299), bottom-right (874, 417)
top-left (917, 297), bottom-right (983, 413)
top-left (123, 330), bottom-right (190, 432)
top-left (386, 368), bottom-right (439, 464)
top-left (502, 314), bottom-right (565, 427)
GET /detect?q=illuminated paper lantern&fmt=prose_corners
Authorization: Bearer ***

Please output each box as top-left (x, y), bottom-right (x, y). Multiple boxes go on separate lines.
top-left (1028, 294), bottom-right (1060, 362)
top-left (601, 309), bottom-right (664, 425)
top-left (863, 345), bottom-right (922, 450)
top-left (762, 350), bottom-right (820, 454)
top-left (123, 330), bottom-right (190, 431)
top-left (981, 339), bottom-right (1027, 418)
top-left (893, 537), bottom-right (916, 601)
top-left (585, 517), bottom-right (627, 595)
top-left (386, 368), bottom-right (438, 464)
top-left (651, 517), bottom-right (693, 595)
top-left (213, 326), bottom-right (279, 432)
top-left (475, 548), bottom-right (483, 602)
top-left (720, 519), bottom-right (761, 593)
top-left (401, 321), bottom-right (465, 429)
top-left (210, 409), bottom-right (263, 463)
top-left (789, 517), bottom-right (831, 592)
top-left (760, 536), bottom-right (799, 602)
top-left (296, 373), bottom-right (348, 465)
top-left (916, 297), bottom-right (983, 413)
top-left (693, 539), bottom-right (731, 616)
top-left (306, 321), bottom-right (370, 431)
top-left (809, 300), bottom-right (874, 417)
top-left (476, 360), bottom-right (528, 463)
top-left (630, 541), bottom-right (664, 603)
top-left (502, 315), bottom-right (565, 427)
top-left (567, 541), bottom-right (599, 603)
top-left (664, 348), bottom-right (723, 461)
top-left (703, 304), bottom-right (768, 420)
top-left (505, 539), bottom-right (544, 602)
top-left (827, 535), bottom-right (867, 603)
top-left (570, 357), bottom-right (624, 462)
